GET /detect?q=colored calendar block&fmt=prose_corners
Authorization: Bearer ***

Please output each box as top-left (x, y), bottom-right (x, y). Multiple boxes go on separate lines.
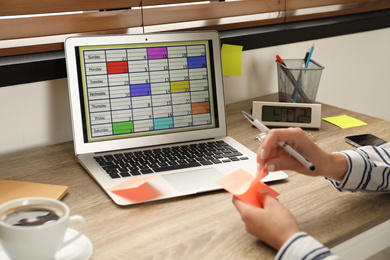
top-left (187, 56), bottom-right (206, 69)
top-left (107, 61), bottom-right (128, 74)
top-left (113, 121), bottom-right (134, 135)
top-left (130, 84), bottom-right (151, 97)
top-left (192, 102), bottom-right (210, 114)
top-left (148, 47), bottom-right (168, 59)
top-left (170, 81), bottom-right (190, 93)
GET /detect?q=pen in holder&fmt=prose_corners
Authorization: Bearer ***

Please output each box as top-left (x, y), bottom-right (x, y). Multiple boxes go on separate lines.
top-left (276, 59), bottom-right (324, 103)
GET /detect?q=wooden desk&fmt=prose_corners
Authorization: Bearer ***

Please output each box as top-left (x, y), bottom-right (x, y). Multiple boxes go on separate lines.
top-left (2, 94), bottom-right (390, 259)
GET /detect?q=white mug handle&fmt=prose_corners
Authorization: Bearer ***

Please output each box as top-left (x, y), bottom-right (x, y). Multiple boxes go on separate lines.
top-left (61, 215), bottom-right (87, 248)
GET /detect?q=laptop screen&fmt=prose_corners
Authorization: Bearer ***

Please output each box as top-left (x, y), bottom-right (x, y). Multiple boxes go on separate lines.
top-left (66, 32), bottom-right (227, 154)
top-left (75, 40), bottom-right (218, 143)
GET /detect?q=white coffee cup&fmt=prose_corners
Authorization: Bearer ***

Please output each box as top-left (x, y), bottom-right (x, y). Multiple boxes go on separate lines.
top-left (0, 197), bottom-right (86, 260)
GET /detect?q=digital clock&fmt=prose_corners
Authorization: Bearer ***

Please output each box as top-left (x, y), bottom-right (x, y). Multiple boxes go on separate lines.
top-left (252, 101), bottom-right (321, 128)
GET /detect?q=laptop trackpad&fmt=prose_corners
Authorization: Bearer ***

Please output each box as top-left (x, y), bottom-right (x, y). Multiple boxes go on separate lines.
top-left (162, 168), bottom-right (224, 193)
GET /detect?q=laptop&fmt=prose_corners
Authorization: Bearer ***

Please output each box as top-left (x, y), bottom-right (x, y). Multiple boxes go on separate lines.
top-left (64, 31), bottom-right (287, 205)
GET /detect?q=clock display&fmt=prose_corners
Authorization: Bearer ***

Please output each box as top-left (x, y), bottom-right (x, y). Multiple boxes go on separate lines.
top-left (262, 106), bottom-right (312, 123)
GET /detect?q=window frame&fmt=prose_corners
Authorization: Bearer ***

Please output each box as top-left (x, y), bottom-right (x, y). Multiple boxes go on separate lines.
top-left (2, 0), bottom-right (390, 57)
top-left (1, 2), bottom-right (390, 87)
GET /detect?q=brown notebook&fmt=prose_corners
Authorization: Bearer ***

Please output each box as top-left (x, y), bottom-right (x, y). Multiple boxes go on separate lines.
top-left (0, 180), bottom-right (68, 205)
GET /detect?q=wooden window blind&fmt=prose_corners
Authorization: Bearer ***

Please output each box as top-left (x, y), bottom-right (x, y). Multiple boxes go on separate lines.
top-left (1, 0), bottom-right (389, 57)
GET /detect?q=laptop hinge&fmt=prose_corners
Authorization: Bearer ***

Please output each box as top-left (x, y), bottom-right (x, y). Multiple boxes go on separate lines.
top-left (93, 137), bottom-right (218, 155)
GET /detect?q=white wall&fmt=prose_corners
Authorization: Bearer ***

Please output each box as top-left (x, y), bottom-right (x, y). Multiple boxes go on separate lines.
top-left (0, 78), bottom-right (73, 155)
top-left (1, 27), bottom-right (389, 155)
top-left (224, 27), bottom-right (390, 120)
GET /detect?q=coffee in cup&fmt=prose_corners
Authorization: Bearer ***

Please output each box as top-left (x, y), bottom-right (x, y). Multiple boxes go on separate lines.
top-left (2, 204), bottom-right (63, 227)
top-left (0, 197), bottom-right (86, 260)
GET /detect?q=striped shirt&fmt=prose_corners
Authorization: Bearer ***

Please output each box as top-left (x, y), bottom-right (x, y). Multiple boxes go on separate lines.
top-left (275, 145), bottom-right (390, 260)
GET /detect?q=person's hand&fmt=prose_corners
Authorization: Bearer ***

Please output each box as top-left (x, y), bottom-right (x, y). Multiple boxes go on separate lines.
top-left (258, 127), bottom-right (347, 180)
top-left (232, 190), bottom-right (299, 250)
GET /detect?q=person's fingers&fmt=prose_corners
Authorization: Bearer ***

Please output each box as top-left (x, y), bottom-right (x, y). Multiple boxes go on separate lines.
top-left (258, 189), bottom-right (279, 207)
top-left (232, 196), bottom-right (245, 211)
top-left (262, 157), bottom-right (305, 172)
top-left (232, 196), bottom-right (262, 223)
top-left (258, 128), bottom-right (311, 162)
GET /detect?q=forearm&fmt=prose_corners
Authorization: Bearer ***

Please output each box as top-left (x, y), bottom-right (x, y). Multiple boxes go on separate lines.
top-left (327, 146), bottom-right (390, 192)
top-left (314, 152), bottom-right (348, 181)
top-left (275, 232), bottom-right (340, 260)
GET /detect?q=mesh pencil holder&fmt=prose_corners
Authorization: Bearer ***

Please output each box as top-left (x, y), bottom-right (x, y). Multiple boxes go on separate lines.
top-left (276, 59), bottom-right (325, 103)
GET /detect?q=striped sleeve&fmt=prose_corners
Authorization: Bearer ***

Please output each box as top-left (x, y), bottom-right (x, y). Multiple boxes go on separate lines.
top-left (275, 145), bottom-right (390, 260)
top-left (327, 146), bottom-right (390, 193)
top-left (275, 232), bottom-right (340, 260)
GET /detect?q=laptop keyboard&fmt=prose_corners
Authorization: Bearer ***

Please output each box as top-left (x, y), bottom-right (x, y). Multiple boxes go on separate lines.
top-left (93, 140), bottom-right (249, 179)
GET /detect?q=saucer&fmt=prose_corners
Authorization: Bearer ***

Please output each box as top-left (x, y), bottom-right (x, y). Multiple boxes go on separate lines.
top-left (0, 228), bottom-right (93, 260)
top-left (56, 228), bottom-right (93, 260)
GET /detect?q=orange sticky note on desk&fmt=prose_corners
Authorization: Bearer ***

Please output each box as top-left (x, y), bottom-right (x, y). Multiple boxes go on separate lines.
top-left (216, 169), bottom-right (279, 207)
top-left (107, 174), bottom-right (161, 192)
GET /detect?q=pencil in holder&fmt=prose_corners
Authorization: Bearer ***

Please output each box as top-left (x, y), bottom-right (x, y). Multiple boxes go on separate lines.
top-left (276, 59), bottom-right (324, 103)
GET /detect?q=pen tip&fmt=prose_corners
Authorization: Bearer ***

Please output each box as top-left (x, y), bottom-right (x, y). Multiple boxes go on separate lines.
top-left (242, 111), bottom-right (253, 120)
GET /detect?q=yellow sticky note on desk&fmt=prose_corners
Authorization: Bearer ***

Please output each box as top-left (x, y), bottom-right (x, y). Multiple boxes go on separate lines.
top-left (322, 115), bottom-right (367, 129)
top-left (221, 44), bottom-right (243, 76)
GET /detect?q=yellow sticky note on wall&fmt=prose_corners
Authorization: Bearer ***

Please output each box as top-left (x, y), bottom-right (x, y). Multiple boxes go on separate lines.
top-left (221, 44), bottom-right (243, 76)
top-left (322, 115), bottom-right (367, 129)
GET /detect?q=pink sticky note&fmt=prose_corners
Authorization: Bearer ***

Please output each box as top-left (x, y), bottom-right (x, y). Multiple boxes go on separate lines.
top-left (216, 169), bottom-right (279, 207)
top-left (107, 174), bottom-right (161, 192)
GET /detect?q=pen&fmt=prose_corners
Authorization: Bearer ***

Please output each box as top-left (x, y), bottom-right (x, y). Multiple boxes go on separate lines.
top-left (290, 44), bottom-right (315, 102)
top-left (276, 55), bottom-right (286, 66)
top-left (304, 47), bottom-right (310, 64)
top-left (242, 111), bottom-right (315, 171)
top-left (305, 44), bottom-right (315, 68)
top-left (292, 59), bottom-right (306, 102)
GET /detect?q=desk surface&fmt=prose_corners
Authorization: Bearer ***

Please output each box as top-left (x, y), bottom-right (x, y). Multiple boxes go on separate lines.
top-left (2, 93), bottom-right (390, 259)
